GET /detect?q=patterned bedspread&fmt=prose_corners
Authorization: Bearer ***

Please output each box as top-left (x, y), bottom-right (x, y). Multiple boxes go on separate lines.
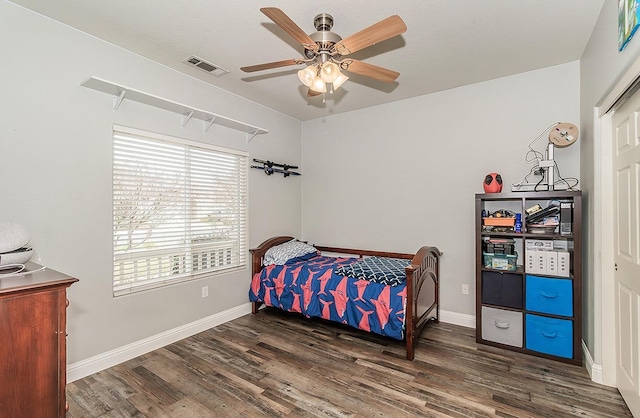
top-left (249, 255), bottom-right (407, 340)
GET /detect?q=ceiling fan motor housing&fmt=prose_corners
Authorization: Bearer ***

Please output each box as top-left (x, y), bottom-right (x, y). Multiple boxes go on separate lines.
top-left (314, 13), bottom-right (333, 31)
top-left (307, 14), bottom-right (342, 59)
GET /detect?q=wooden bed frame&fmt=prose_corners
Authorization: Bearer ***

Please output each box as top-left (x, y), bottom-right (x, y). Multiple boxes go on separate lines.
top-left (249, 236), bottom-right (442, 360)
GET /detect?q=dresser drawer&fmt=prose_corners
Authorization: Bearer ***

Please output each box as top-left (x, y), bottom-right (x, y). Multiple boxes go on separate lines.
top-left (482, 271), bottom-right (523, 309)
top-left (481, 306), bottom-right (522, 347)
top-left (525, 275), bottom-right (573, 317)
top-left (525, 314), bottom-right (573, 358)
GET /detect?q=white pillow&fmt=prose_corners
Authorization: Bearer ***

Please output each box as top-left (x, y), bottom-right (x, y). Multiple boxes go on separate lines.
top-left (263, 239), bottom-right (317, 265)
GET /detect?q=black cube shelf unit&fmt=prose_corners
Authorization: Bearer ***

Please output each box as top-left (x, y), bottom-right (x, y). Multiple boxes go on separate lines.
top-left (475, 191), bottom-right (582, 365)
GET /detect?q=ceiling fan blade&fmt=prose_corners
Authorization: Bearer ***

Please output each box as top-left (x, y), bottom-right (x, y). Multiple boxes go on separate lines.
top-left (341, 59), bottom-right (400, 83)
top-left (260, 7), bottom-right (319, 52)
top-left (332, 15), bottom-right (407, 56)
top-left (241, 59), bottom-right (301, 73)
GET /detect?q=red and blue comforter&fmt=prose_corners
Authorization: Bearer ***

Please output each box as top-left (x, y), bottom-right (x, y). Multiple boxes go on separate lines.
top-left (249, 255), bottom-right (407, 340)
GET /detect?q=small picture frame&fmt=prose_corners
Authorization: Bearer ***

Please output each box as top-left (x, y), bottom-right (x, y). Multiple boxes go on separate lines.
top-left (619, 0), bottom-right (640, 51)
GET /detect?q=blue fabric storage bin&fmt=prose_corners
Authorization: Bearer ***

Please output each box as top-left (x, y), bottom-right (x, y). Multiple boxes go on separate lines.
top-left (525, 275), bottom-right (573, 317)
top-left (525, 314), bottom-right (573, 358)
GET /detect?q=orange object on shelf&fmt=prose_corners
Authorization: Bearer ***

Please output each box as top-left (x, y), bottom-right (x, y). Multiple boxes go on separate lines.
top-left (483, 217), bottom-right (516, 227)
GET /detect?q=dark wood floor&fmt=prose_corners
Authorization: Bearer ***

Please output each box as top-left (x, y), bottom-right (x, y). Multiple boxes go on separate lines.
top-left (67, 309), bottom-right (632, 417)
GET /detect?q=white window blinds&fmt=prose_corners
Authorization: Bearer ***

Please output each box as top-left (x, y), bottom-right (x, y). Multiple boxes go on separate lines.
top-left (112, 126), bottom-right (248, 295)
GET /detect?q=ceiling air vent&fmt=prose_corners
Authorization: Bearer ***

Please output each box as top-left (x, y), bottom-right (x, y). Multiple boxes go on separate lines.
top-left (184, 55), bottom-right (229, 76)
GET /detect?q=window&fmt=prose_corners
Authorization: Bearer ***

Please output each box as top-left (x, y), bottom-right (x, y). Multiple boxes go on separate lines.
top-left (112, 126), bottom-right (248, 295)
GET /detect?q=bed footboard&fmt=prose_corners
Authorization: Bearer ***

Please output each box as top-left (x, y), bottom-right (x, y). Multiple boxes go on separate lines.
top-left (405, 246), bottom-right (442, 360)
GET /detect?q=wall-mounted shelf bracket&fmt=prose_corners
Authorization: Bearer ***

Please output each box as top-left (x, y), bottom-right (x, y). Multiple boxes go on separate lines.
top-left (181, 110), bottom-right (194, 128)
top-left (81, 76), bottom-right (268, 139)
top-left (246, 130), bottom-right (261, 144)
top-left (204, 117), bottom-right (216, 133)
top-left (113, 89), bottom-right (127, 111)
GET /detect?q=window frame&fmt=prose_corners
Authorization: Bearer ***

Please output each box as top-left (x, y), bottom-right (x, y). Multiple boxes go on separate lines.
top-left (112, 125), bottom-right (249, 296)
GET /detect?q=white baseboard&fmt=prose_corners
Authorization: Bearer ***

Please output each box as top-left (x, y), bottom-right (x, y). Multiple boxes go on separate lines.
top-left (67, 303), bottom-right (252, 383)
top-left (440, 309), bottom-right (476, 328)
top-left (582, 339), bottom-right (608, 386)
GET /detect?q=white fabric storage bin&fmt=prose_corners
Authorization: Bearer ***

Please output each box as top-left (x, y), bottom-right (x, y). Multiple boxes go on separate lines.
top-left (481, 306), bottom-right (523, 347)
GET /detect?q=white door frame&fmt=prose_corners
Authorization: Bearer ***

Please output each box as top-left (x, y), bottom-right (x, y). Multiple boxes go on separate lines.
top-left (595, 54), bottom-right (640, 387)
top-left (593, 109), bottom-right (615, 386)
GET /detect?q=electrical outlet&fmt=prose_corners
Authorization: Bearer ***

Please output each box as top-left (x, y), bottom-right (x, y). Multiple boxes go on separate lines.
top-left (462, 284), bottom-right (469, 295)
top-left (201, 286), bottom-right (209, 298)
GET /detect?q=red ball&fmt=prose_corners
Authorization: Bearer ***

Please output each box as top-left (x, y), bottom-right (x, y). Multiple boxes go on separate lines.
top-left (483, 172), bottom-right (503, 193)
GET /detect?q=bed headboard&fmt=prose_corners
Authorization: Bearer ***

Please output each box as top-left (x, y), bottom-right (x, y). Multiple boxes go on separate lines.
top-left (249, 236), bottom-right (295, 275)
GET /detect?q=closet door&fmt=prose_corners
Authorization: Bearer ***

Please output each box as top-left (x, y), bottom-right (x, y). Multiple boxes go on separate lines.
top-left (612, 86), bottom-right (640, 416)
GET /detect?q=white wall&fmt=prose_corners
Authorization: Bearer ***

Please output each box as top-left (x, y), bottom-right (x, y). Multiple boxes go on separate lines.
top-left (0, 0), bottom-right (593, 378)
top-left (302, 62), bottom-right (580, 317)
top-left (0, 2), bottom-right (302, 366)
top-left (580, 1), bottom-right (640, 383)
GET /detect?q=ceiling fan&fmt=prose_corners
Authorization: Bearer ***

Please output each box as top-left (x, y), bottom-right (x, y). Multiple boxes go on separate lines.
top-left (241, 8), bottom-right (407, 97)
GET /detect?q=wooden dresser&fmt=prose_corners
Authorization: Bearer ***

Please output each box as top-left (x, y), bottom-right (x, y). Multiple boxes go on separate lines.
top-left (0, 263), bottom-right (78, 417)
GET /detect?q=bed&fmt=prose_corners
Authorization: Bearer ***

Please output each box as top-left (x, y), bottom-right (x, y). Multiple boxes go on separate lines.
top-left (248, 236), bottom-right (442, 360)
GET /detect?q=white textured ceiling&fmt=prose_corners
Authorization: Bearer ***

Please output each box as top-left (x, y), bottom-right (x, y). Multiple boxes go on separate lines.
top-left (9, 0), bottom-right (604, 121)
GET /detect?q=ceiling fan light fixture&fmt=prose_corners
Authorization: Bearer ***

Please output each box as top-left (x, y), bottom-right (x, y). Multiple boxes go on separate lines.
top-left (332, 72), bottom-right (349, 91)
top-left (310, 76), bottom-right (327, 93)
top-left (297, 66), bottom-right (316, 87)
top-left (320, 61), bottom-right (341, 83)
